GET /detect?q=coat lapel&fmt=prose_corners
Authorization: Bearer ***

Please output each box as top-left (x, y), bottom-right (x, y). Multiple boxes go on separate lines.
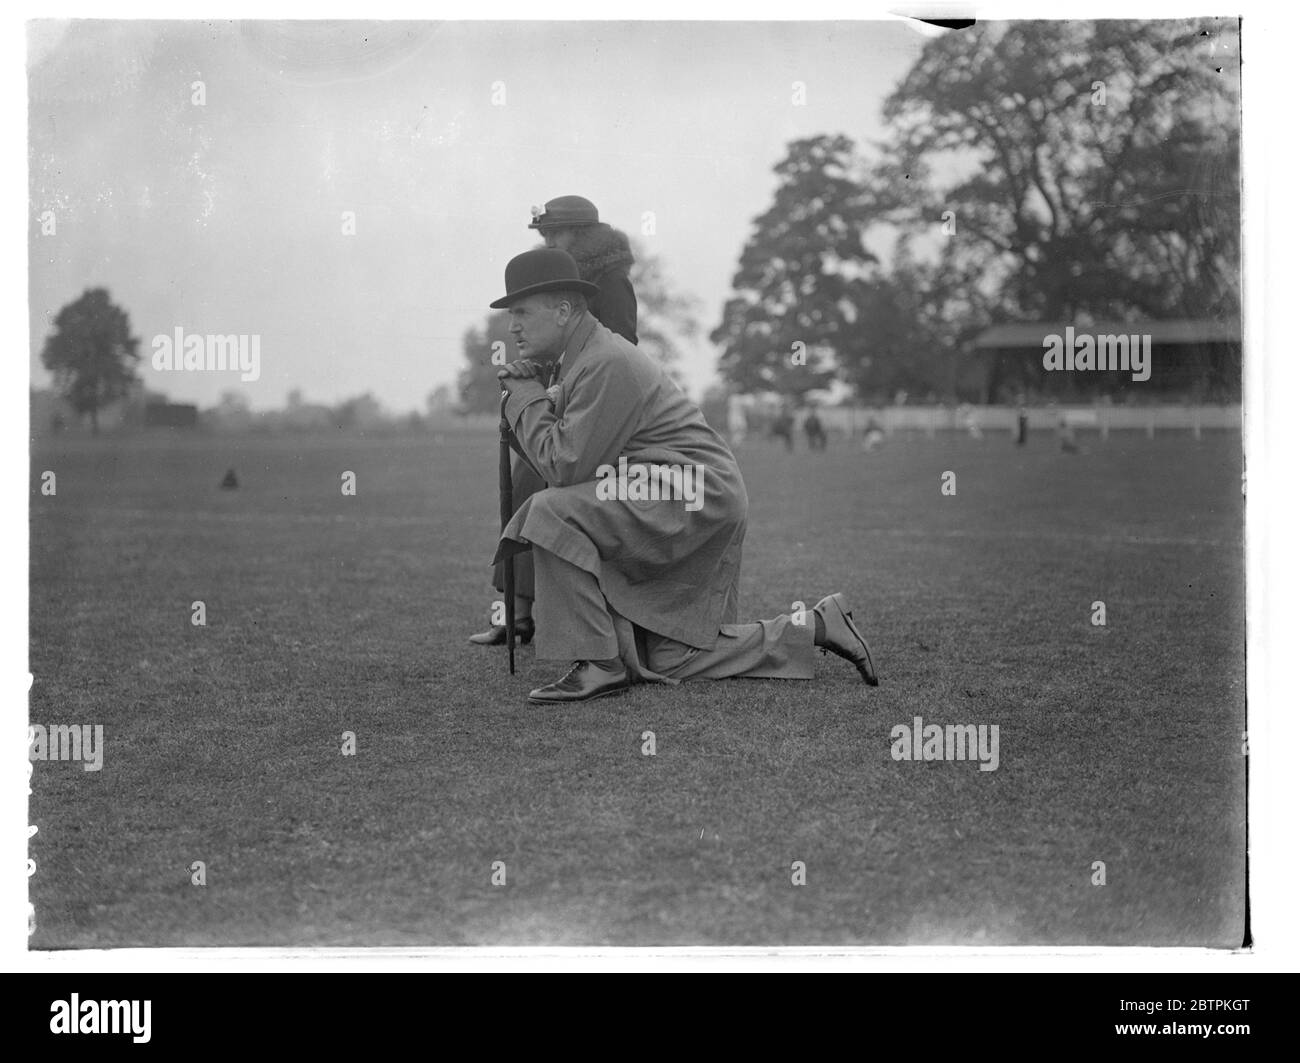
top-left (553, 314), bottom-right (600, 417)
top-left (556, 314), bottom-right (599, 382)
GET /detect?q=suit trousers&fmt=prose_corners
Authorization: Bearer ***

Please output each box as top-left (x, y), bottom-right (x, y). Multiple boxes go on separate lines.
top-left (532, 547), bottom-right (816, 680)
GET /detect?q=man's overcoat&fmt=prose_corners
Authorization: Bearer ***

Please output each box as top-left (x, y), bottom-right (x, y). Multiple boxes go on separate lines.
top-left (495, 315), bottom-right (747, 650)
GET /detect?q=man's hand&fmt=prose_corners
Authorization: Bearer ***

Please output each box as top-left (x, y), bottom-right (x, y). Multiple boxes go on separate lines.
top-left (497, 359), bottom-right (549, 385)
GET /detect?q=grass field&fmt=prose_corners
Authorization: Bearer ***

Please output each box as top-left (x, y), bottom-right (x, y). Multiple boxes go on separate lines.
top-left (28, 426), bottom-right (1246, 947)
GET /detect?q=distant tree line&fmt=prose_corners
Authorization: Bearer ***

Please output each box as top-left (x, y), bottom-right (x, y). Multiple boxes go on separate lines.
top-left (37, 290), bottom-right (467, 434)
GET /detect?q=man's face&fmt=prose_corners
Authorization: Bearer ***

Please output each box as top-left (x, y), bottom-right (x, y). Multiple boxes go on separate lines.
top-left (542, 226), bottom-right (578, 251)
top-left (507, 294), bottom-right (569, 360)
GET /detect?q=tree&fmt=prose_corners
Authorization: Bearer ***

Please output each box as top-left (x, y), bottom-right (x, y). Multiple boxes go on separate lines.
top-left (332, 392), bottom-right (387, 432)
top-left (834, 226), bottom-right (1003, 403)
top-left (629, 241), bottom-right (700, 387)
top-left (874, 20), bottom-right (1240, 325)
top-left (711, 135), bottom-right (877, 398)
top-left (40, 288), bottom-right (141, 433)
top-left (456, 311), bottom-right (512, 415)
top-left (425, 383), bottom-right (453, 418)
top-left (838, 262), bottom-right (939, 403)
top-left (203, 389), bottom-right (254, 433)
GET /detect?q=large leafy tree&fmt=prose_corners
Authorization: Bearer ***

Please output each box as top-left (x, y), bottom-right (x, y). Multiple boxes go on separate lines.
top-left (838, 242), bottom-right (980, 403)
top-left (40, 288), bottom-right (141, 433)
top-left (456, 311), bottom-right (512, 415)
top-left (873, 19), bottom-right (1240, 324)
top-left (835, 212), bottom-right (1012, 403)
top-left (711, 134), bottom-right (877, 398)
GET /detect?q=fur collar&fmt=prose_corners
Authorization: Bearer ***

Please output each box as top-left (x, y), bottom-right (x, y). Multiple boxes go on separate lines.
top-left (567, 224), bottom-right (634, 281)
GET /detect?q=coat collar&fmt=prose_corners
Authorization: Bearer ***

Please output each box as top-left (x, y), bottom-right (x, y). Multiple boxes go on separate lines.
top-left (556, 313), bottom-right (600, 380)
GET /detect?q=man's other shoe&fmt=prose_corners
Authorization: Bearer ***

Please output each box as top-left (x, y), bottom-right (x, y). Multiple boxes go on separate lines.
top-left (469, 616), bottom-right (536, 646)
top-left (813, 593), bottom-right (879, 686)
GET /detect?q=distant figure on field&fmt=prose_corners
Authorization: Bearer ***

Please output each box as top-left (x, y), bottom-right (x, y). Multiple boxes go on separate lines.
top-left (771, 409), bottom-right (795, 451)
top-left (803, 409), bottom-right (827, 451)
top-left (1057, 415), bottom-right (1079, 453)
top-left (727, 394), bottom-right (748, 447)
top-left (862, 414), bottom-right (885, 452)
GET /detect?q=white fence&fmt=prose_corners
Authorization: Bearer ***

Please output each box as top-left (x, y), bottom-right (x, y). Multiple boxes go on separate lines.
top-left (433, 405), bottom-right (1241, 440)
top-left (816, 405), bottom-right (1241, 439)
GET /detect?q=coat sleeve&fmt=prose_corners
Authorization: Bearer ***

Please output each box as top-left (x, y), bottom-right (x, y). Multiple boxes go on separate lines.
top-left (505, 355), bottom-right (643, 487)
top-left (595, 270), bottom-right (639, 345)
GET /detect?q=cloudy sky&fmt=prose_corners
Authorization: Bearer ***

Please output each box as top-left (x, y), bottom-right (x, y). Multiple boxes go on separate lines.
top-left (28, 19), bottom-right (928, 411)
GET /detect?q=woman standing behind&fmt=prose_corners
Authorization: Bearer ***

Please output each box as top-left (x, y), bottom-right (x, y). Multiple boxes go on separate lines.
top-left (528, 195), bottom-right (637, 344)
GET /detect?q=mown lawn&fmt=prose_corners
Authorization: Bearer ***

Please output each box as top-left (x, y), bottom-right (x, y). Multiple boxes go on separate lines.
top-left (28, 427), bottom-right (1246, 946)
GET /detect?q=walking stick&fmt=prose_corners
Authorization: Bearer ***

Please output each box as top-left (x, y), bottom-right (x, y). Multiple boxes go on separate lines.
top-left (498, 389), bottom-right (516, 675)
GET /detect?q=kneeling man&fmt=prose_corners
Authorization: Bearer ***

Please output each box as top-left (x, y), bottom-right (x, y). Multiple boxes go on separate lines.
top-left (491, 248), bottom-right (878, 704)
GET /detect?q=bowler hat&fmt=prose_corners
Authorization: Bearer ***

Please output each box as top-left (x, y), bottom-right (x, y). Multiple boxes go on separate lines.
top-left (528, 195), bottom-right (600, 231)
top-left (489, 248), bottom-right (602, 309)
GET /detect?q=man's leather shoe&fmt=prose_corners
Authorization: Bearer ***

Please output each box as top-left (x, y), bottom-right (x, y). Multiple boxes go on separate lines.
top-left (468, 616), bottom-right (535, 646)
top-left (528, 660), bottom-right (630, 704)
top-left (813, 593), bottom-right (879, 686)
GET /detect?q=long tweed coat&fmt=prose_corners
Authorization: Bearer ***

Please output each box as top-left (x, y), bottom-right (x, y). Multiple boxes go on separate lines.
top-left (494, 315), bottom-right (746, 650)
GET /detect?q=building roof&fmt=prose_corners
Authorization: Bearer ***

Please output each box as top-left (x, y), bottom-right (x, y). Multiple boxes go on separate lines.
top-left (974, 319), bottom-right (1241, 350)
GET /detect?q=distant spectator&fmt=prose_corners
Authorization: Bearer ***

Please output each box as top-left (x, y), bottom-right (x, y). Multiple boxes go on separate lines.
top-left (771, 409), bottom-right (795, 451)
top-left (803, 409), bottom-right (827, 451)
top-left (727, 394), bottom-right (748, 446)
top-left (863, 414), bottom-right (885, 452)
top-left (1057, 415), bottom-right (1079, 453)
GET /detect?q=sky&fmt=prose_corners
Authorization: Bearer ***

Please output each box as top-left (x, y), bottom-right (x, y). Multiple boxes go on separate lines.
top-left (27, 19), bottom-right (928, 412)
